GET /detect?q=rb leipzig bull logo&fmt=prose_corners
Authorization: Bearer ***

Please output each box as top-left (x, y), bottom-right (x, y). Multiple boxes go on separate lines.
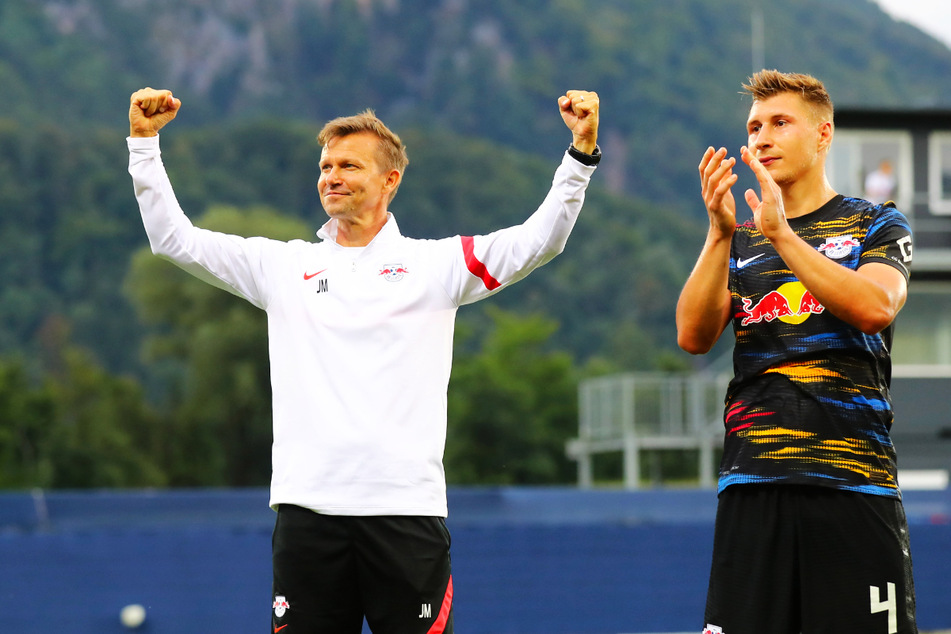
top-left (739, 281), bottom-right (824, 326)
top-left (817, 234), bottom-right (860, 260)
top-left (379, 263), bottom-right (409, 282)
top-left (273, 595), bottom-right (289, 618)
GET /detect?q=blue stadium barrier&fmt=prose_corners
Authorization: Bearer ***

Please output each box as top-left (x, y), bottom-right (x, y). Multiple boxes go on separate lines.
top-left (0, 487), bottom-right (948, 634)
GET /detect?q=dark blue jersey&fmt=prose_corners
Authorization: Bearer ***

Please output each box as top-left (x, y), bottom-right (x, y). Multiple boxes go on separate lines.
top-left (721, 195), bottom-right (913, 498)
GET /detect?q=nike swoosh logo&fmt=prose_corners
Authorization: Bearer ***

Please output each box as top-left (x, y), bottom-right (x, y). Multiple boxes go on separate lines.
top-left (736, 254), bottom-right (765, 268)
top-left (274, 625), bottom-right (288, 633)
top-left (303, 269), bottom-right (327, 280)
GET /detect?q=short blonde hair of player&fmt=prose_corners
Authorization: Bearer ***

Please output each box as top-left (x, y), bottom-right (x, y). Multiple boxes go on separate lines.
top-left (743, 69), bottom-right (834, 125)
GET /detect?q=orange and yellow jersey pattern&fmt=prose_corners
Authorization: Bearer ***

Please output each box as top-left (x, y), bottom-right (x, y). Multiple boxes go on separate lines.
top-left (721, 195), bottom-right (913, 498)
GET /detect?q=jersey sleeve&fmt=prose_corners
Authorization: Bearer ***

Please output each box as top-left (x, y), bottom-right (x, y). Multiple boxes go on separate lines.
top-left (128, 135), bottom-right (275, 309)
top-left (436, 151), bottom-right (596, 306)
top-left (860, 204), bottom-right (913, 280)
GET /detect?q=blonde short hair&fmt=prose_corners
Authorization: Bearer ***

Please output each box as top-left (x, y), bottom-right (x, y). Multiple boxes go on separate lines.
top-left (743, 69), bottom-right (834, 123)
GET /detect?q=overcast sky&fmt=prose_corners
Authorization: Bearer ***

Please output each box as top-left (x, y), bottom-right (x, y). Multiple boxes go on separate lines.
top-left (874, 0), bottom-right (951, 50)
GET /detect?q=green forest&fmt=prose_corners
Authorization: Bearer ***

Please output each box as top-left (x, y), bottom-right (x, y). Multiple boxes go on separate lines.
top-left (3, 0), bottom-right (951, 489)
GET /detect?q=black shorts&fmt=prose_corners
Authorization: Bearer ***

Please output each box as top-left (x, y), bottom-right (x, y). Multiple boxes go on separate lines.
top-left (271, 506), bottom-right (453, 634)
top-left (703, 485), bottom-right (917, 634)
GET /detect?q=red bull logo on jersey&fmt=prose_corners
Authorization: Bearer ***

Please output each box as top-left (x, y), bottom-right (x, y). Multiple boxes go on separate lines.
top-left (817, 234), bottom-right (860, 259)
top-left (739, 281), bottom-right (825, 326)
top-left (379, 263), bottom-right (409, 282)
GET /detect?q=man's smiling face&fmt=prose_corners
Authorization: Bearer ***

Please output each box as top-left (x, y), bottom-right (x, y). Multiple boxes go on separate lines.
top-left (317, 131), bottom-right (393, 223)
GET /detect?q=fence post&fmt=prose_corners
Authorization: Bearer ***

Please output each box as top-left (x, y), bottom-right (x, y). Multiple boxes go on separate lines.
top-left (576, 381), bottom-right (594, 488)
top-left (621, 375), bottom-right (639, 489)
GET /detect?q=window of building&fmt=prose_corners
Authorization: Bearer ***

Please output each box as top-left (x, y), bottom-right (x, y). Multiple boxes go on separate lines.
top-left (828, 130), bottom-right (912, 212)
top-left (893, 282), bottom-right (951, 374)
top-left (928, 132), bottom-right (951, 215)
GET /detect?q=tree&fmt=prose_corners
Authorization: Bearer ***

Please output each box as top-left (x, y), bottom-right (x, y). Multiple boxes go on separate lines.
top-left (0, 356), bottom-right (55, 488)
top-left (446, 307), bottom-right (579, 485)
top-left (43, 345), bottom-right (167, 488)
top-left (0, 316), bottom-right (166, 489)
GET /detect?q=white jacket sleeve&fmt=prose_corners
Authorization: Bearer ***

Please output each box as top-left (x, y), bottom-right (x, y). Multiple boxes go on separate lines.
top-left (445, 151), bottom-right (596, 306)
top-left (127, 135), bottom-right (270, 309)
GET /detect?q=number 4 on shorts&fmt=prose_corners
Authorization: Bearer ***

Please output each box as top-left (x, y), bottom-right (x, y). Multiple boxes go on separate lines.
top-left (870, 582), bottom-right (897, 634)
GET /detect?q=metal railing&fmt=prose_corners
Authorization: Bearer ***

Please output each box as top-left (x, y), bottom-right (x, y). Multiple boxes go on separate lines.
top-left (567, 372), bottom-right (730, 489)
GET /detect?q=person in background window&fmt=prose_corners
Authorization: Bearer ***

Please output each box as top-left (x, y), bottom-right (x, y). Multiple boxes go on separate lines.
top-left (865, 158), bottom-right (896, 204)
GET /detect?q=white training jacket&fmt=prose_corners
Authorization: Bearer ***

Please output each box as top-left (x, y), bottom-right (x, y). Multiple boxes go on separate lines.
top-left (128, 135), bottom-right (596, 517)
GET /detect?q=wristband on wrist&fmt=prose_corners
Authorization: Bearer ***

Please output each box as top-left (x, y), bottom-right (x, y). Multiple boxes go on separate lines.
top-left (568, 144), bottom-right (601, 166)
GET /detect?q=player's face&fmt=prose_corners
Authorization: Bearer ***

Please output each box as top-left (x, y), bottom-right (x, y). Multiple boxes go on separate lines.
top-left (746, 92), bottom-right (827, 187)
top-left (318, 132), bottom-right (395, 222)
